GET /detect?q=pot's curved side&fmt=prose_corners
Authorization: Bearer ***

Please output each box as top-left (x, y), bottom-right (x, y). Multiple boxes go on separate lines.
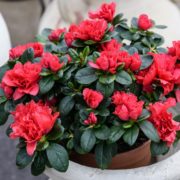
top-left (0, 13), bottom-right (11, 65)
top-left (45, 149), bottom-right (180, 180)
top-left (70, 141), bottom-right (151, 169)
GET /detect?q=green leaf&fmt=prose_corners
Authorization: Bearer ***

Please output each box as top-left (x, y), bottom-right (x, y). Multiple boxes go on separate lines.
top-left (109, 126), bottom-right (125, 143)
top-left (151, 142), bottom-right (169, 156)
top-left (140, 55), bottom-right (153, 70)
top-left (120, 31), bottom-right (132, 41)
top-left (4, 100), bottom-right (15, 113)
top-left (174, 115), bottom-right (180, 122)
top-left (80, 129), bottom-right (96, 153)
top-left (58, 96), bottom-right (75, 116)
top-left (72, 39), bottom-right (85, 47)
top-left (112, 13), bottom-right (124, 26)
top-left (99, 74), bottom-right (116, 85)
top-left (94, 125), bottom-right (110, 140)
top-left (46, 143), bottom-right (69, 172)
top-left (39, 76), bottom-right (55, 94)
top-left (21, 48), bottom-right (34, 63)
top-left (100, 35), bottom-right (111, 43)
top-left (0, 64), bottom-right (9, 81)
top-left (155, 25), bottom-right (167, 29)
top-left (67, 138), bottom-right (74, 150)
top-left (16, 148), bottom-right (33, 169)
top-left (96, 82), bottom-right (114, 98)
top-left (128, 47), bottom-right (138, 55)
top-left (149, 33), bottom-right (164, 47)
top-left (84, 40), bottom-right (97, 45)
top-left (0, 104), bottom-right (9, 125)
top-left (95, 143), bottom-right (113, 169)
top-left (131, 17), bottom-right (138, 28)
top-left (47, 119), bottom-right (64, 140)
top-left (123, 125), bottom-right (139, 146)
top-left (0, 96), bottom-right (7, 104)
top-left (116, 70), bottom-right (132, 85)
top-left (75, 67), bottom-right (97, 84)
top-left (68, 48), bottom-right (79, 60)
top-left (139, 120), bottom-right (160, 142)
top-left (138, 109), bottom-right (151, 121)
top-left (97, 109), bottom-right (110, 117)
top-left (41, 28), bottom-right (52, 37)
top-left (0, 88), bottom-right (5, 96)
top-left (31, 152), bottom-right (46, 176)
top-left (37, 141), bottom-right (49, 151)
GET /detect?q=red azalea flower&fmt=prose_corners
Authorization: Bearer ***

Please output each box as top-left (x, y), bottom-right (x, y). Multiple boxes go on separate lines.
top-left (118, 51), bottom-right (141, 71)
top-left (138, 14), bottom-right (153, 31)
top-left (148, 98), bottom-right (179, 146)
top-left (76, 19), bottom-right (107, 42)
top-left (101, 39), bottom-right (122, 52)
top-left (10, 100), bottom-right (59, 156)
top-left (168, 41), bottom-right (180, 59)
top-left (136, 54), bottom-right (179, 95)
top-left (176, 89), bottom-right (180, 102)
top-left (48, 28), bottom-right (66, 41)
top-left (89, 50), bottom-right (121, 74)
top-left (112, 91), bottom-right (144, 121)
top-left (40, 53), bottom-right (64, 72)
top-left (84, 112), bottom-right (97, 125)
top-left (2, 62), bottom-right (41, 100)
top-left (9, 42), bottom-right (43, 59)
top-left (65, 24), bottom-right (79, 46)
top-left (89, 2), bottom-right (116, 22)
top-left (0, 83), bottom-right (13, 98)
top-left (83, 88), bottom-right (103, 109)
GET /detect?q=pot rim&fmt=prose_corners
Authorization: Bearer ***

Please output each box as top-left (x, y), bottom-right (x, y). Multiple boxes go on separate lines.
top-left (45, 149), bottom-right (180, 180)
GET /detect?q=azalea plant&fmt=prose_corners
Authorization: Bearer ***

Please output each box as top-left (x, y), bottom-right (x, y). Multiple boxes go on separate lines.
top-left (0, 2), bottom-right (180, 176)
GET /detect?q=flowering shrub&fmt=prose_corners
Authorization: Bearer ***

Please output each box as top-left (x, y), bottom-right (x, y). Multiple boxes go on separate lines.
top-left (0, 2), bottom-right (180, 176)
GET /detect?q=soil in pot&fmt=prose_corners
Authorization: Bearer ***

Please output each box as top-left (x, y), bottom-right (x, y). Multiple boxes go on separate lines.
top-left (70, 136), bottom-right (151, 169)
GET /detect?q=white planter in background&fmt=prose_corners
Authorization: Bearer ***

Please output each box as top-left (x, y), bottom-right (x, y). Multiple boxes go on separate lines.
top-left (45, 149), bottom-right (180, 180)
top-left (0, 13), bottom-right (11, 65)
top-left (39, 0), bottom-right (180, 46)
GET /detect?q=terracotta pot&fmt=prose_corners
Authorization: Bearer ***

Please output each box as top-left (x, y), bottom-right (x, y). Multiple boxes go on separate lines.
top-left (70, 140), bottom-right (151, 169)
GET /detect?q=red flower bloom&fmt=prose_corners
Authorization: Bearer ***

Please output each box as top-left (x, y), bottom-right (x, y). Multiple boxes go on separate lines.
top-left (138, 14), bottom-right (153, 31)
top-left (48, 28), bottom-right (66, 41)
top-left (112, 91), bottom-right (144, 121)
top-left (136, 54), bottom-right (180, 95)
top-left (9, 42), bottom-right (43, 59)
top-left (89, 50), bottom-right (121, 74)
top-left (101, 39), bottom-right (122, 52)
top-left (89, 2), bottom-right (116, 22)
top-left (2, 62), bottom-right (41, 100)
top-left (65, 24), bottom-right (79, 46)
top-left (10, 100), bottom-right (59, 156)
top-left (148, 98), bottom-right (179, 146)
top-left (118, 51), bottom-right (141, 71)
top-left (40, 53), bottom-right (64, 72)
top-left (176, 89), bottom-right (180, 102)
top-left (0, 83), bottom-right (13, 98)
top-left (168, 41), bottom-right (180, 59)
top-left (84, 112), bottom-right (97, 125)
top-left (83, 88), bottom-right (103, 109)
top-left (76, 19), bottom-right (107, 42)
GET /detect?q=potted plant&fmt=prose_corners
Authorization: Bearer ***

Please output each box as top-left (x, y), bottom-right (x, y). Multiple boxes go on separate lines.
top-left (0, 2), bottom-right (180, 179)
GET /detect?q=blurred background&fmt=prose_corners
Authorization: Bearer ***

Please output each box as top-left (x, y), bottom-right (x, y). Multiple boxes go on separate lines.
top-left (0, 0), bottom-right (180, 180)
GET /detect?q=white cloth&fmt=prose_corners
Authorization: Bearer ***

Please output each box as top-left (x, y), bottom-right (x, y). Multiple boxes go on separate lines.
top-left (0, 13), bottom-right (11, 66)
